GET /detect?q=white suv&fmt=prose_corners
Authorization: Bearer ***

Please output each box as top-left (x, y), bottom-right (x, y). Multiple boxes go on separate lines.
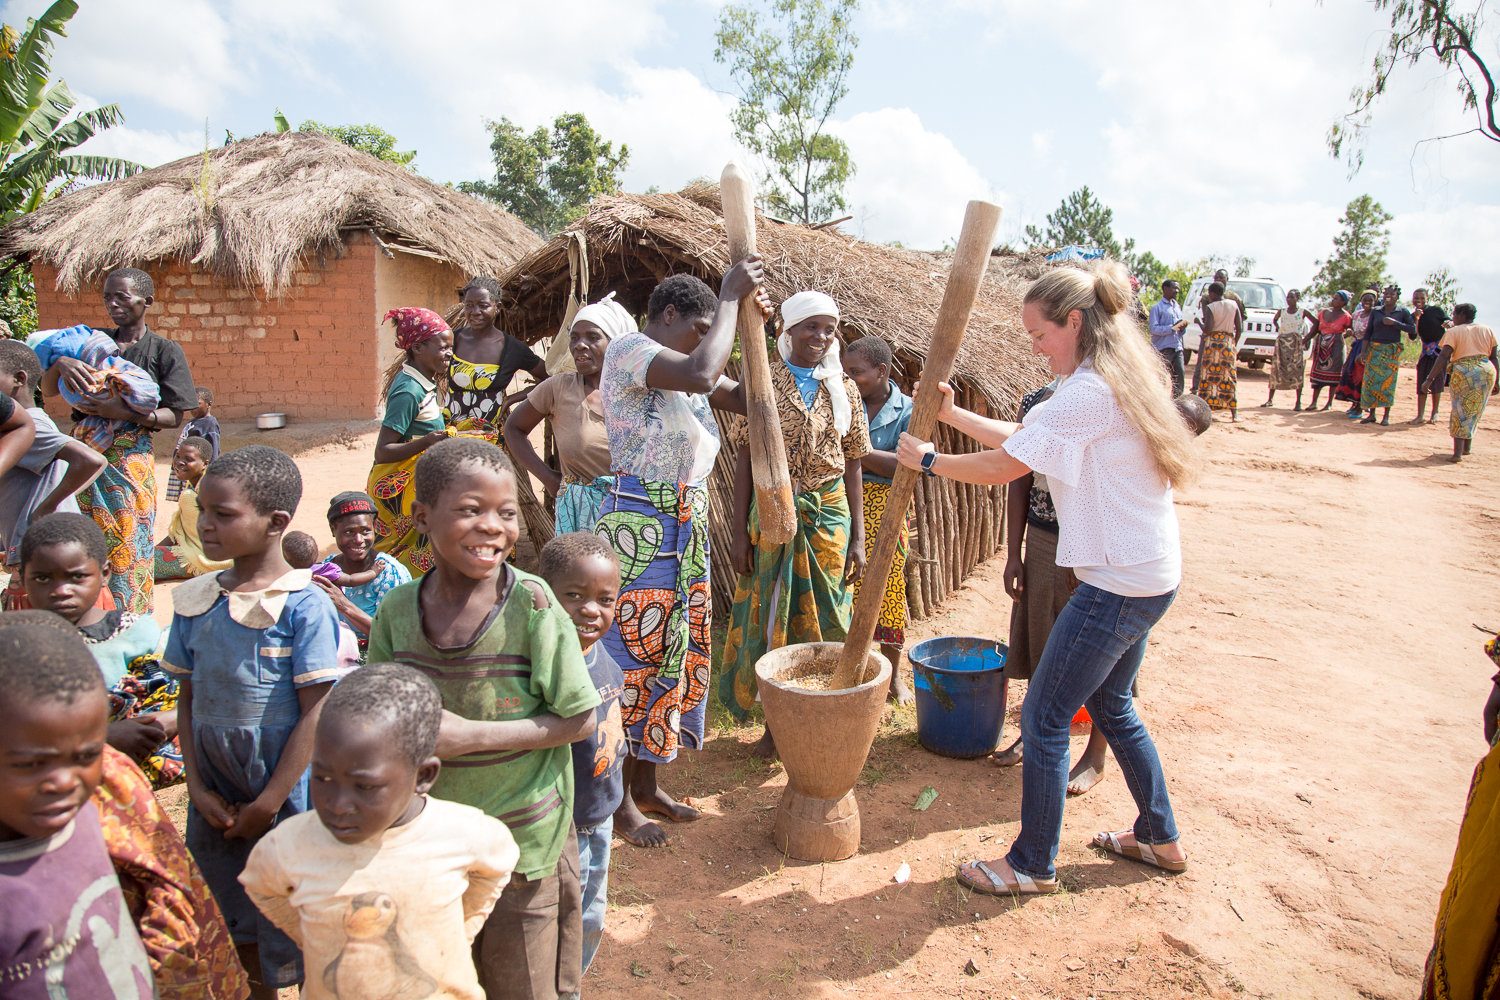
top-left (1181, 276), bottom-right (1291, 369)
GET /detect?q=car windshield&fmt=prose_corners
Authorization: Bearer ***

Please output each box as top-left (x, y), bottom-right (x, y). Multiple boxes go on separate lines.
top-left (1228, 282), bottom-right (1286, 310)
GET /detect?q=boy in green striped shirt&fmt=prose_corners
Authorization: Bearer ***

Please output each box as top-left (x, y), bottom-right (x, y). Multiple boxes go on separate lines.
top-left (368, 439), bottom-right (600, 1000)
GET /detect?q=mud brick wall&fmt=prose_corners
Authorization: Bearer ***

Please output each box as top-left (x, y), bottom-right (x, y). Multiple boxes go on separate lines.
top-left (32, 231), bottom-right (382, 423)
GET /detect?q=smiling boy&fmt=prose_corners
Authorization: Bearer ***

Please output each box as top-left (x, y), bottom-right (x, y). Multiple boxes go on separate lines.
top-left (367, 438), bottom-right (600, 1000)
top-left (240, 663), bottom-right (518, 1000)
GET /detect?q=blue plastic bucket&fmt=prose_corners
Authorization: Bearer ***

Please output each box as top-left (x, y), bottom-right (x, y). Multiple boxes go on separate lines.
top-left (909, 636), bottom-right (1009, 758)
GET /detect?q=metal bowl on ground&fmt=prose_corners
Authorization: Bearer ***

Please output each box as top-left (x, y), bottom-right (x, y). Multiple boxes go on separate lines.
top-left (255, 413), bottom-right (287, 430)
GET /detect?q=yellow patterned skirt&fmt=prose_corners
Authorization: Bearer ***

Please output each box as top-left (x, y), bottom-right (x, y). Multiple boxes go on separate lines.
top-left (852, 480), bottom-right (910, 646)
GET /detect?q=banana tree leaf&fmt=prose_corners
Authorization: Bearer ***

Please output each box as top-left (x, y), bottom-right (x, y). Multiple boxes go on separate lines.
top-left (40, 109), bottom-right (126, 152)
top-left (0, 0), bottom-right (79, 143)
top-left (18, 80), bottom-right (78, 142)
top-left (51, 153), bottom-right (142, 181)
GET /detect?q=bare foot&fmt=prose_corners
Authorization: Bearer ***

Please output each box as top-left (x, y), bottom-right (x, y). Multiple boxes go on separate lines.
top-left (888, 672), bottom-right (914, 706)
top-left (613, 798), bottom-right (670, 848)
top-left (1067, 757), bottom-right (1108, 795)
top-left (989, 736), bottom-right (1023, 767)
top-left (749, 729), bottom-right (778, 760)
top-left (635, 785), bottom-right (701, 823)
top-left (1096, 829), bottom-right (1188, 866)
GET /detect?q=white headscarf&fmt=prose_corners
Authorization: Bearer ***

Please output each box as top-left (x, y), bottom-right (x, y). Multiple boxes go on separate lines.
top-left (777, 291), bottom-right (851, 436)
top-left (571, 291), bottom-right (637, 341)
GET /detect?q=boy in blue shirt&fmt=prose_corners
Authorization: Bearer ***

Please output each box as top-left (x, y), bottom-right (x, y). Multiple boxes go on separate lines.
top-left (539, 532), bottom-right (626, 986)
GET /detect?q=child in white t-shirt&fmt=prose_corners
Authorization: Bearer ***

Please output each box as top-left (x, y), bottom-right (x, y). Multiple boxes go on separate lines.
top-left (240, 663), bottom-right (518, 1000)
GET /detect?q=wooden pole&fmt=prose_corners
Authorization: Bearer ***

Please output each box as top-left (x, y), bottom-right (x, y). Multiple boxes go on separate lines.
top-left (830, 199), bottom-right (1003, 689)
top-left (720, 162), bottom-right (797, 544)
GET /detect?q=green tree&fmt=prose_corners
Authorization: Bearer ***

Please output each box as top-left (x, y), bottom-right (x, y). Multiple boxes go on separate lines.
top-left (295, 116), bottom-right (416, 167)
top-left (1330, 0), bottom-right (1497, 175)
top-left (1420, 266), bottom-right (1462, 312)
top-left (460, 113), bottom-right (628, 238)
top-left (715, 0), bottom-right (858, 225)
top-left (1311, 195), bottom-right (1393, 299)
top-left (0, 0), bottom-right (142, 223)
top-left (1024, 186), bottom-right (1168, 295)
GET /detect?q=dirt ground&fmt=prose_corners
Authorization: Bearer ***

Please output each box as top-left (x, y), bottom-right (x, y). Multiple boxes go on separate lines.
top-left (152, 366), bottom-right (1498, 999)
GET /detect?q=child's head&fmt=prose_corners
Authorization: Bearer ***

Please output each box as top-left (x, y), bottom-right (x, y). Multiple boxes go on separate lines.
top-left (311, 663), bottom-right (442, 845)
top-left (0, 339), bottom-right (42, 405)
top-left (413, 439), bottom-right (518, 579)
top-left (20, 513), bottom-right (109, 625)
top-left (197, 445), bottom-right (302, 563)
top-left (843, 336), bottom-right (893, 401)
top-left (172, 435), bottom-right (214, 489)
top-left (193, 386), bottom-right (213, 418)
top-left (1173, 393), bottom-right (1213, 437)
top-left (327, 492), bottom-right (379, 567)
top-left (0, 624), bottom-right (108, 840)
top-left (281, 531), bottom-right (321, 570)
top-left (539, 533), bottom-right (621, 651)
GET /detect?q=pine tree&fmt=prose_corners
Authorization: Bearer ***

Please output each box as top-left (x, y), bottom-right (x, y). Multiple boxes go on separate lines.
top-left (1311, 195), bottom-right (1393, 299)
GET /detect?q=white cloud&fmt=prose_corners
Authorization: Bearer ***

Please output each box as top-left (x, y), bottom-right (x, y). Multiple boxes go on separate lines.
top-left (833, 108), bottom-right (1001, 249)
top-left (1031, 130), bottom-right (1052, 159)
top-left (1390, 204), bottom-right (1500, 306)
top-left (71, 125), bottom-right (202, 170)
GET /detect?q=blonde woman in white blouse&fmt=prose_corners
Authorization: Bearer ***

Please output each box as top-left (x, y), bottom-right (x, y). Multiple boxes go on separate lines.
top-left (897, 261), bottom-right (1198, 895)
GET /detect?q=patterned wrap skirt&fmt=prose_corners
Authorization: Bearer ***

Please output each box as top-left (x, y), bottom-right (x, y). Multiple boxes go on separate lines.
top-left (594, 475), bottom-right (712, 764)
top-left (153, 544), bottom-right (199, 581)
top-left (77, 426), bottom-right (157, 614)
top-left (556, 476), bottom-right (616, 535)
top-left (1360, 341), bottom-right (1402, 409)
top-left (1196, 330), bottom-right (1238, 410)
top-left (110, 653), bottom-right (185, 789)
top-left (1309, 333), bottom-right (1346, 387)
top-left (1270, 331), bottom-right (1307, 390)
top-left (719, 477), bottom-right (853, 721)
top-left (367, 449), bottom-right (434, 577)
top-left (851, 480), bottom-right (908, 646)
top-left (1335, 339), bottom-right (1367, 402)
top-left (1448, 355), bottom-right (1497, 440)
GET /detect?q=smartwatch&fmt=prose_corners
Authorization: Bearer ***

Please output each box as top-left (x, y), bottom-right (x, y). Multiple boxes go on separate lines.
top-left (920, 450), bottom-right (939, 477)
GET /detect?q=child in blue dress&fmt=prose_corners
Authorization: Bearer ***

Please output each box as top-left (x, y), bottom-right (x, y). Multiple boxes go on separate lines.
top-left (163, 445), bottom-right (342, 998)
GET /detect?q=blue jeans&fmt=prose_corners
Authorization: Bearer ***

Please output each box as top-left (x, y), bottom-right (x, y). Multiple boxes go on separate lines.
top-left (1007, 582), bottom-right (1179, 881)
top-left (577, 816), bottom-right (612, 976)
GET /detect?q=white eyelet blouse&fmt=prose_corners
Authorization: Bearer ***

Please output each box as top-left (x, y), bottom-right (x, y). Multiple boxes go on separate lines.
top-left (1001, 366), bottom-right (1181, 597)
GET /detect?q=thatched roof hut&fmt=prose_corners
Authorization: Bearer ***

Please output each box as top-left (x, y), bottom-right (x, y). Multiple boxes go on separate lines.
top-left (499, 185), bottom-right (1052, 618)
top-left (0, 131), bottom-right (539, 296)
top-left (1, 132), bottom-right (543, 422)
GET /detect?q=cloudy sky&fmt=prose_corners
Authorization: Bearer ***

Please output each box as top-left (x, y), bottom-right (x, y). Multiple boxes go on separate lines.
top-left (12, 0), bottom-right (1499, 315)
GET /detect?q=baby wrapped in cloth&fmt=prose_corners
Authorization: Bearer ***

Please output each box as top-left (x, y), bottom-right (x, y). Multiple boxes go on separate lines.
top-left (28, 326), bottom-right (160, 452)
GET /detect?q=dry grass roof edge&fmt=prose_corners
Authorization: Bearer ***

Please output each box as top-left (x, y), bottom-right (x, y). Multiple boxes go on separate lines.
top-left (0, 131), bottom-right (543, 297)
top-left (499, 182), bottom-right (1053, 412)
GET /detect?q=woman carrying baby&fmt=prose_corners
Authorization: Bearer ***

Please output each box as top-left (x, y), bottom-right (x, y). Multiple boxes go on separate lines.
top-left (40, 268), bottom-right (197, 614)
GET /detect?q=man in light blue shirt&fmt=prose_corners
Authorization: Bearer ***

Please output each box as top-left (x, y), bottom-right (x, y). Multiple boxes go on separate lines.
top-left (1149, 279), bottom-right (1189, 396)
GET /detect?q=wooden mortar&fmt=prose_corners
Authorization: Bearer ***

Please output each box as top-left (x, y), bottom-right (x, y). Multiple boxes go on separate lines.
top-left (755, 642), bottom-right (892, 862)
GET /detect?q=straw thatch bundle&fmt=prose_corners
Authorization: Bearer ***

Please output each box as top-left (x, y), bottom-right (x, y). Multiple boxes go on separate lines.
top-left (499, 187), bottom-right (1053, 618)
top-left (0, 131), bottom-right (541, 295)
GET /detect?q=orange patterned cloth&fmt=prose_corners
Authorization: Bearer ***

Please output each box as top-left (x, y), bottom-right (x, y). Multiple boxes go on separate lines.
top-left (94, 746), bottom-right (250, 1000)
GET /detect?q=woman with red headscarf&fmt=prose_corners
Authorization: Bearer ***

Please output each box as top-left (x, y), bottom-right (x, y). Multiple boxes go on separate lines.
top-left (367, 308), bottom-right (455, 576)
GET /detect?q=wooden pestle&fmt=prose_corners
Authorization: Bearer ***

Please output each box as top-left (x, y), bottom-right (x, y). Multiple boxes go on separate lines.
top-left (720, 162), bottom-right (797, 544)
top-left (830, 199), bottom-right (1004, 690)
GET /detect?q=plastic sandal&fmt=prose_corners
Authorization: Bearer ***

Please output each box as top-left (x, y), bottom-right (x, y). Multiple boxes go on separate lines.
top-left (1091, 831), bottom-right (1188, 873)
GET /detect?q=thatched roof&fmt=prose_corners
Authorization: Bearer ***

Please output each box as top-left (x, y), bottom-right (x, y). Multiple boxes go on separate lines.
top-left (0, 131), bottom-right (543, 296)
top-left (500, 184), bottom-right (1051, 413)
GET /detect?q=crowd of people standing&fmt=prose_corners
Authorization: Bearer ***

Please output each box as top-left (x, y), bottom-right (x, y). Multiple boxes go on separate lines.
top-left (0, 245), bottom-right (1494, 1000)
top-left (1148, 271), bottom-right (1497, 460)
